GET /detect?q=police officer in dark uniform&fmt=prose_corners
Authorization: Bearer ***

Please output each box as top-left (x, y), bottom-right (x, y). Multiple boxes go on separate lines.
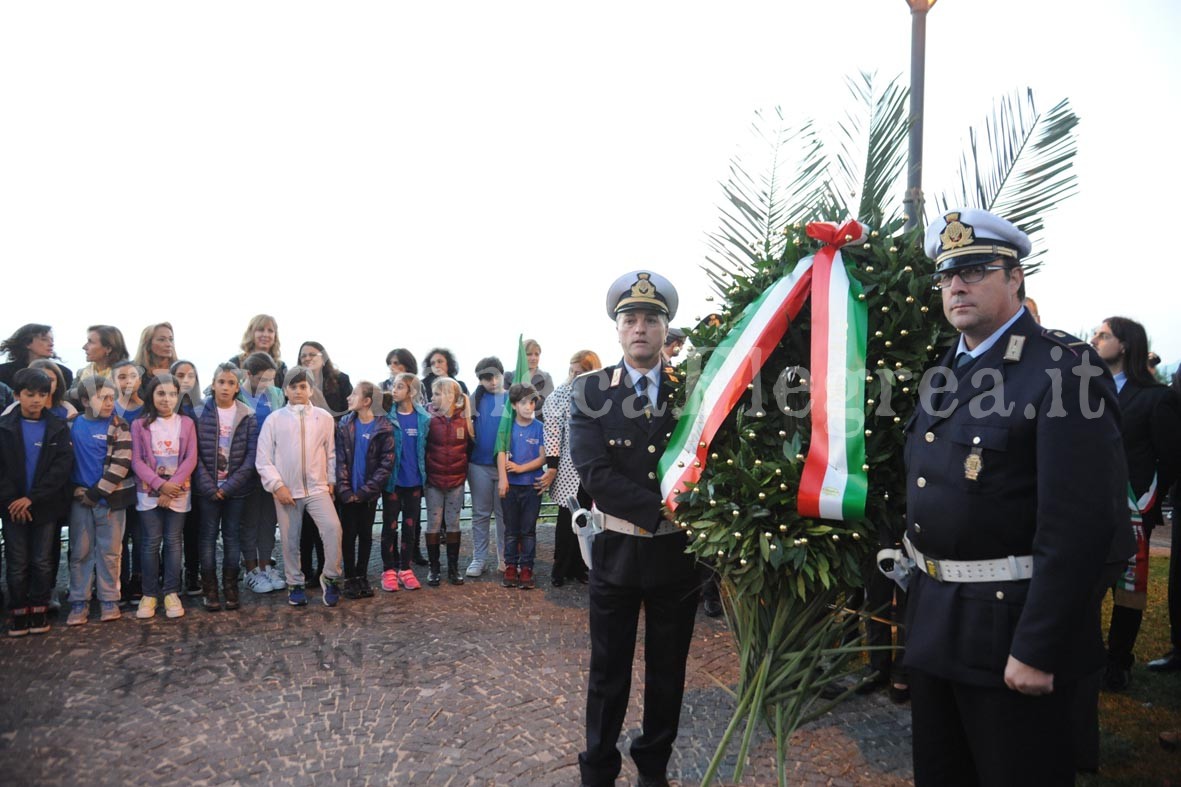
top-left (901, 210), bottom-right (1133, 785)
top-left (571, 270), bottom-right (700, 787)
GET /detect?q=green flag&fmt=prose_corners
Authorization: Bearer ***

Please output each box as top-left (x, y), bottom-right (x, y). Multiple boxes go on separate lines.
top-left (495, 334), bottom-right (529, 454)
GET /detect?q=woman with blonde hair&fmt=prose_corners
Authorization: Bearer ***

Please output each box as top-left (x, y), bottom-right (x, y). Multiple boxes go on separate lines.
top-left (541, 349), bottom-right (601, 586)
top-left (230, 314), bottom-right (287, 384)
top-left (134, 323), bottom-right (178, 380)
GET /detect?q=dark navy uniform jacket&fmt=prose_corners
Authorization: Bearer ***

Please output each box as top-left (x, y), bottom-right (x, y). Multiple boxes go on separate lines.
top-left (570, 362), bottom-right (697, 589)
top-left (902, 310), bottom-right (1134, 687)
top-left (1117, 379), bottom-right (1181, 527)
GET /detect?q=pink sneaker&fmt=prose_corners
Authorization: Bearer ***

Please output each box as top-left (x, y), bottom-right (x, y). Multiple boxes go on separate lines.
top-left (381, 570), bottom-right (400, 593)
top-left (398, 569), bottom-right (421, 590)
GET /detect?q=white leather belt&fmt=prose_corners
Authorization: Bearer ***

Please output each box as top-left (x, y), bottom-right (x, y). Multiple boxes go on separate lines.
top-left (596, 509), bottom-right (680, 538)
top-left (904, 535), bottom-right (1033, 583)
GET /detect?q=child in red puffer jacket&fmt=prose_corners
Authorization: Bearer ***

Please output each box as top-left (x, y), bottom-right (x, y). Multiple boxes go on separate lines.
top-left (423, 377), bottom-right (472, 587)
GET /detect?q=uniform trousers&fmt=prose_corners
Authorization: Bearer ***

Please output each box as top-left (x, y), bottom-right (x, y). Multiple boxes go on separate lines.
top-left (578, 566), bottom-right (700, 786)
top-left (911, 668), bottom-right (1078, 786)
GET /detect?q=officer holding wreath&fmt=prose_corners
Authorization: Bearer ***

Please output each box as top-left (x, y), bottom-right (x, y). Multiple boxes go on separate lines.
top-left (571, 270), bottom-right (699, 787)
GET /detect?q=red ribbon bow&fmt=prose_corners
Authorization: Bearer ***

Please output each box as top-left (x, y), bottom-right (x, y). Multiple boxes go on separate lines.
top-left (805, 220), bottom-right (866, 249)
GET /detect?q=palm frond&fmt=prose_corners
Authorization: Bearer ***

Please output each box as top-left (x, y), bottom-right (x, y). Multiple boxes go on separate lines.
top-left (932, 90), bottom-right (1080, 273)
top-left (705, 109), bottom-right (829, 290)
top-left (831, 72), bottom-right (910, 228)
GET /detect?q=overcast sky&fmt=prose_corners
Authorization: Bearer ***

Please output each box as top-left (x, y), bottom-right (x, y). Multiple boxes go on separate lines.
top-left (2, 0), bottom-right (1177, 386)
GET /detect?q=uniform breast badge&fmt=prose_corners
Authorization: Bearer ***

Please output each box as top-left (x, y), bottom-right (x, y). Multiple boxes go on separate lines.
top-left (964, 447), bottom-right (983, 481)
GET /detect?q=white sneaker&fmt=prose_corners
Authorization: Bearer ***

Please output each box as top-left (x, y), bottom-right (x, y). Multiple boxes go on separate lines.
top-left (265, 565), bottom-right (284, 592)
top-left (245, 567), bottom-right (267, 594)
top-left (164, 593), bottom-right (185, 618)
top-left (136, 596), bottom-right (158, 619)
top-left (465, 559), bottom-right (485, 578)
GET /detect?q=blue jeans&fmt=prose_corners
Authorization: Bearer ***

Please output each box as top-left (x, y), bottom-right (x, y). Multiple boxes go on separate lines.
top-left (199, 496), bottom-right (245, 577)
top-left (502, 484), bottom-right (541, 569)
top-left (467, 463), bottom-right (504, 566)
top-left (138, 506), bottom-right (185, 596)
top-left (68, 503), bottom-right (126, 603)
top-left (2, 517), bottom-right (56, 609)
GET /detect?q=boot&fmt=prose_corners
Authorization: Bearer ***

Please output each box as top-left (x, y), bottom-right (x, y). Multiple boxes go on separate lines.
top-left (222, 568), bottom-right (240, 610)
top-left (426, 534), bottom-right (442, 587)
top-left (412, 522), bottom-right (429, 566)
top-left (202, 572), bottom-right (221, 612)
top-left (446, 532), bottom-right (464, 586)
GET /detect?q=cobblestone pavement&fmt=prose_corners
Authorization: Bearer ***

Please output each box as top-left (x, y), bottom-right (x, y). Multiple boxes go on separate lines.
top-left (0, 522), bottom-right (913, 786)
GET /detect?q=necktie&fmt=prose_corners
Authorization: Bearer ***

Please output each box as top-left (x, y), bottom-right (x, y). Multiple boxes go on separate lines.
top-left (635, 375), bottom-right (651, 419)
top-left (955, 351), bottom-right (973, 368)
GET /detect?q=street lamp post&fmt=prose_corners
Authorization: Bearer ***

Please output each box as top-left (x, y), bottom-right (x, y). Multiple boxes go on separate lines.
top-left (902, 0), bottom-right (937, 233)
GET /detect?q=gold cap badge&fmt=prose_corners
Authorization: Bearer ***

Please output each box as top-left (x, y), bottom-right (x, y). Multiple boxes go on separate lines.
top-left (939, 212), bottom-right (975, 252)
top-left (630, 273), bottom-right (655, 299)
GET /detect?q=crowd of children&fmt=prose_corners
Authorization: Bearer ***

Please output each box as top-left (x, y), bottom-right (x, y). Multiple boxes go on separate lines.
top-left (0, 319), bottom-right (576, 636)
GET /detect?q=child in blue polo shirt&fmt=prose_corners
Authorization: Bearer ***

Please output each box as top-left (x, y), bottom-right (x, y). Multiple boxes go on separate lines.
top-left (497, 384), bottom-right (546, 590)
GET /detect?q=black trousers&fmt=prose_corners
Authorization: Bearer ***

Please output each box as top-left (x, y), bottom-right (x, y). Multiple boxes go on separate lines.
top-left (578, 569), bottom-right (700, 787)
top-left (340, 499), bottom-right (377, 579)
top-left (552, 487), bottom-right (590, 581)
top-left (865, 567), bottom-right (908, 679)
top-left (911, 668), bottom-right (1078, 786)
top-left (1072, 560), bottom-right (1129, 771)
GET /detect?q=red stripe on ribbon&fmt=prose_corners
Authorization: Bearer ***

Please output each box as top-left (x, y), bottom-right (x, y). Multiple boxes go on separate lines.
top-left (665, 268), bottom-right (813, 510)
top-left (798, 220), bottom-right (863, 519)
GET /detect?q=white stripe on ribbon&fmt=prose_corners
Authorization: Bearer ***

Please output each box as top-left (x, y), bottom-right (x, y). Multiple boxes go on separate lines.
top-left (659, 258), bottom-right (814, 505)
top-left (816, 249), bottom-right (852, 520)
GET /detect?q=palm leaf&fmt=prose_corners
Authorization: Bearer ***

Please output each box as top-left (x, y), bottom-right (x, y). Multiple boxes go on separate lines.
top-left (705, 109), bottom-right (829, 291)
top-left (831, 72), bottom-right (910, 228)
top-left (932, 90), bottom-right (1079, 273)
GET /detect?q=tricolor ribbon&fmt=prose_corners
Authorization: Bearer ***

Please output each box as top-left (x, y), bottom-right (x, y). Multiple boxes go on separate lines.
top-left (1116, 480), bottom-right (1151, 609)
top-left (659, 220), bottom-right (869, 522)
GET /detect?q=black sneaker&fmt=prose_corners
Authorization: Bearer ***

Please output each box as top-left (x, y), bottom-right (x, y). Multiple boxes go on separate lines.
top-left (342, 578), bottom-right (362, 600)
top-left (185, 570), bottom-right (203, 596)
top-left (357, 577), bottom-right (375, 598)
top-left (28, 610), bottom-right (50, 634)
top-left (8, 611), bottom-right (30, 637)
top-left (427, 569), bottom-right (441, 587)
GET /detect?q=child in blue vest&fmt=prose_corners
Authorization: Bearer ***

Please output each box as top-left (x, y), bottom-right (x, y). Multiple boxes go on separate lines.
top-left (498, 384), bottom-right (546, 590)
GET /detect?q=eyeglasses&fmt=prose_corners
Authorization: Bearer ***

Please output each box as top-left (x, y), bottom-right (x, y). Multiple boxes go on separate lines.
top-left (930, 264), bottom-right (1008, 289)
top-left (299, 352), bottom-right (322, 361)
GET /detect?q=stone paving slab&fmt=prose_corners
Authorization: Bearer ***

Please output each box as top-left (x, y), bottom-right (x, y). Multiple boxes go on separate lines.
top-left (0, 523), bottom-right (913, 786)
